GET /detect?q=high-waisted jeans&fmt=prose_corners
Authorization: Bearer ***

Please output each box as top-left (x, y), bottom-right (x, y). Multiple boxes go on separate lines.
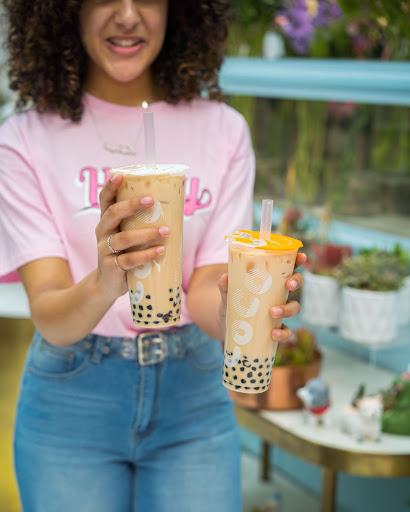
top-left (14, 324), bottom-right (242, 512)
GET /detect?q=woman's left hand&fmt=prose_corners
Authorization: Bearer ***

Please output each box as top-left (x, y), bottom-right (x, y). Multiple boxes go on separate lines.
top-left (218, 252), bottom-right (307, 342)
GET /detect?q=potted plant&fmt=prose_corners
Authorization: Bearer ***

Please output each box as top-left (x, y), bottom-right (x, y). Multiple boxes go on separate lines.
top-left (336, 250), bottom-right (406, 344)
top-left (392, 244), bottom-right (410, 327)
top-left (229, 327), bottom-right (322, 410)
top-left (382, 368), bottom-right (410, 436)
top-left (301, 242), bottom-right (352, 328)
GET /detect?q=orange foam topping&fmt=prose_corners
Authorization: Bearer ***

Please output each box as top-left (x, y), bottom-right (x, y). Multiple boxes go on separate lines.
top-left (225, 230), bottom-right (303, 251)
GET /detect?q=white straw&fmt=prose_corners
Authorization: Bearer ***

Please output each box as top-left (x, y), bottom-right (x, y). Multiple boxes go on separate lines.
top-left (143, 111), bottom-right (157, 169)
top-left (259, 199), bottom-right (273, 241)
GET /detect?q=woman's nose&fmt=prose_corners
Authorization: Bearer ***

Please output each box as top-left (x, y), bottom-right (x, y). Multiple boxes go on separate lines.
top-left (114, 0), bottom-right (141, 29)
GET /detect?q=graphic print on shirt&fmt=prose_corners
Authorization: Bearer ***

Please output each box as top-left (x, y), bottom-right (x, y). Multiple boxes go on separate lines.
top-left (75, 166), bottom-right (212, 217)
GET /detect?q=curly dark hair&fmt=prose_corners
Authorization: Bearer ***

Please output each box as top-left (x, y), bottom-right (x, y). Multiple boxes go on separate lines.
top-left (1, 0), bottom-right (231, 121)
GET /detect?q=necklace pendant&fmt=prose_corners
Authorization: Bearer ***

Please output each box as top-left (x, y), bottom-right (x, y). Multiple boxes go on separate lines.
top-left (103, 142), bottom-right (137, 156)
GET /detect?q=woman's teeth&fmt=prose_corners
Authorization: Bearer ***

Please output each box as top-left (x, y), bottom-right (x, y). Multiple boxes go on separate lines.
top-left (110, 39), bottom-right (139, 47)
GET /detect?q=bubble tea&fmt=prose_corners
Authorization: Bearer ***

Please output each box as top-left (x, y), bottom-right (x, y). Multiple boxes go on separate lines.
top-left (109, 164), bottom-right (187, 328)
top-left (223, 230), bottom-right (303, 393)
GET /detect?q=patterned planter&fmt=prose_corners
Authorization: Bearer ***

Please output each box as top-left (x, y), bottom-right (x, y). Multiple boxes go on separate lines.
top-left (301, 270), bottom-right (340, 328)
top-left (339, 286), bottom-right (399, 345)
top-left (398, 275), bottom-right (410, 327)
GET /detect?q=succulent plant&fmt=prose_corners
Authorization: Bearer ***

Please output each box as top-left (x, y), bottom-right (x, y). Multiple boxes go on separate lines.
top-left (275, 327), bottom-right (319, 366)
top-left (335, 250), bottom-right (406, 292)
top-left (306, 242), bottom-right (352, 277)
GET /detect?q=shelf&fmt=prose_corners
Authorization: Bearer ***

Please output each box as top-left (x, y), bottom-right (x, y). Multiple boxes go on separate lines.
top-left (220, 57), bottom-right (410, 106)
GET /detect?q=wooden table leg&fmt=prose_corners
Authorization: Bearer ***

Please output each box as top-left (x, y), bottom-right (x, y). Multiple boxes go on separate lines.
top-left (321, 467), bottom-right (337, 512)
top-left (261, 441), bottom-right (271, 481)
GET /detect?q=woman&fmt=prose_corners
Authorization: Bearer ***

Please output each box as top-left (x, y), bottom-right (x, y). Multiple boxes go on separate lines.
top-left (0, 1), bottom-right (306, 511)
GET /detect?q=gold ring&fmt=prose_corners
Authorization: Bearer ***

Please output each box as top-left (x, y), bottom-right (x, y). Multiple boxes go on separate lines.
top-left (114, 255), bottom-right (126, 273)
top-left (107, 234), bottom-right (120, 254)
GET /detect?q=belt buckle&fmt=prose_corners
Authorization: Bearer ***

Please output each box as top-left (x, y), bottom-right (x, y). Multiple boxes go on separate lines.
top-left (137, 332), bottom-right (167, 366)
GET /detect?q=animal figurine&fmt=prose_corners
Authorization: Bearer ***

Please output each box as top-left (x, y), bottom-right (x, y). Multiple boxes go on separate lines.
top-left (340, 394), bottom-right (383, 442)
top-left (296, 376), bottom-right (331, 426)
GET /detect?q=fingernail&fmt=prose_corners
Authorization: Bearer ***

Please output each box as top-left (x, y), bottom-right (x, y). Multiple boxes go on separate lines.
top-left (272, 329), bottom-right (282, 339)
top-left (290, 280), bottom-right (298, 290)
top-left (141, 196), bottom-right (153, 205)
top-left (159, 227), bottom-right (169, 236)
top-left (272, 307), bottom-right (282, 317)
top-left (156, 246), bottom-right (165, 254)
top-left (110, 174), bottom-right (121, 183)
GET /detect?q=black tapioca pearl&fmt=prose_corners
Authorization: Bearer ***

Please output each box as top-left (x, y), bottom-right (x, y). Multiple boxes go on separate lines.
top-left (139, 305), bottom-right (143, 311)
top-left (235, 385), bottom-right (241, 390)
top-left (147, 305), bottom-right (153, 310)
top-left (254, 387), bottom-right (260, 390)
top-left (168, 310), bottom-right (172, 315)
top-left (245, 387), bottom-right (250, 390)
top-left (154, 321), bottom-right (159, 324)
top-left (259, 364), bottom-right (263, 369)
top-left (254, 358), bottom-right (259, 363)
top-left (233, 375), bottom-right (238, 380)
top-left (241, 379), bottom-right (246, 384)
top-left (264, 357), bottom-right (269, 362)
top-left (173, 302), bottom-right (178, 307)
top-left (176, 309), bottom-right (180, 314)
top-left (260, 379), bottom-right (265, 384)
top-left (169, 298), bottom-right (173, 302)
top-left (147, 314), bottom-right (151, 318)
top-left (144, 322), bottom-right (148, 325)
top-left (157, 313), bottom-right (163, 318)
top-left (250, 379), bottom-right (256, 384)
top-left (164, 318), bottom-right (169, 323)
top-left (225, 372), bottom-right (229, 377)
top-left (258, 372), bottom-right (262, 377)
top-left (240, 367), bottom-right (245, 372)
top-left (232, 367), bottom-right (236, 372)
top-left (132, 311), bottom-right (135, 316)
top-left (133, 304), bottom-right (136, 310)
top-left (266, 371), bottom-right (270, 375)
top-left (138, 313), bottom-right (143, 318)
top-left (169, 288), bottom-right (173, 293)
top-left (247, 372), bottom-right (253, 378)
top-left (176, 293), bottom-right (180, 298)
top-left (146, 295), bottom-right (151, 299)
top-left (252, 367), bottom-right (257, 371)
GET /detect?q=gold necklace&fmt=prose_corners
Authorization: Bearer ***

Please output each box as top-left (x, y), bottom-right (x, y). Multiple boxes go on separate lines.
top-left (87, 99), bottom-right (151, 156)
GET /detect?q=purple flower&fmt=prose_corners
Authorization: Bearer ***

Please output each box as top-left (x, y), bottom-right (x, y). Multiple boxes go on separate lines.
top-left (314, 0), bottom-right (343, 27)
top-left (275, 0), bottom-right (343, 55)
top-left (275, 1), bottom-right (314, 55)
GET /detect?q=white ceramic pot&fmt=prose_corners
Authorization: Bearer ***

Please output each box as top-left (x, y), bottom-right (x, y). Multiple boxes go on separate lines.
top-left (397, 275), bottom-right (410, 327)
top-left (301, 270), bottom-right (340, 328)
top-left (339, 286), bottom-right (398, 344)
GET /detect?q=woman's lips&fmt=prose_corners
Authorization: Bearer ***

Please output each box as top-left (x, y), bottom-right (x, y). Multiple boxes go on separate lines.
top-left (106, 37), bottom-right (145, 56)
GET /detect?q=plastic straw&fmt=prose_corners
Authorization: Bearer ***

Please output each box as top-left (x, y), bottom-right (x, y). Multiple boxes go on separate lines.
top-left (143, 111), bottom-right (157, 169)
top-left (259, 199), bottom-right (273, 241)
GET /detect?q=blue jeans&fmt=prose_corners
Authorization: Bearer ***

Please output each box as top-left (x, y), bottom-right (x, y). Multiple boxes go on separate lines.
top-left (14, 324), bottom-right (242, 512)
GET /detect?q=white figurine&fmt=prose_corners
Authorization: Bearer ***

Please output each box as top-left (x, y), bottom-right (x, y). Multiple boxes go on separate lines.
top-left (296, 376), bottom-right (331, 426)
top-left (340, 394), bottom-right (383, 442)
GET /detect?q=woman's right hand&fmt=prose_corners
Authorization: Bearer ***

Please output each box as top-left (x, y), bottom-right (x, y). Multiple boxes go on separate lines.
top-left (95, 174), bottom-right (169, 301)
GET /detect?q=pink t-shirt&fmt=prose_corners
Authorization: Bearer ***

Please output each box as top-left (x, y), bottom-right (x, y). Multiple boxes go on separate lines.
top-left (0, 95), bottom-right (255, 337)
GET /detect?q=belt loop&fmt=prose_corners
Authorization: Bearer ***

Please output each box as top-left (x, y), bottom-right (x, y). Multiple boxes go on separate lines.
top-left (91, 337), bottom-right (105, 364)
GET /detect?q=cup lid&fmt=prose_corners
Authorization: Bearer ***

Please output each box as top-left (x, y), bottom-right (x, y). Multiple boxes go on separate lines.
top-left (225, 230), bottom-right (303, 251)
